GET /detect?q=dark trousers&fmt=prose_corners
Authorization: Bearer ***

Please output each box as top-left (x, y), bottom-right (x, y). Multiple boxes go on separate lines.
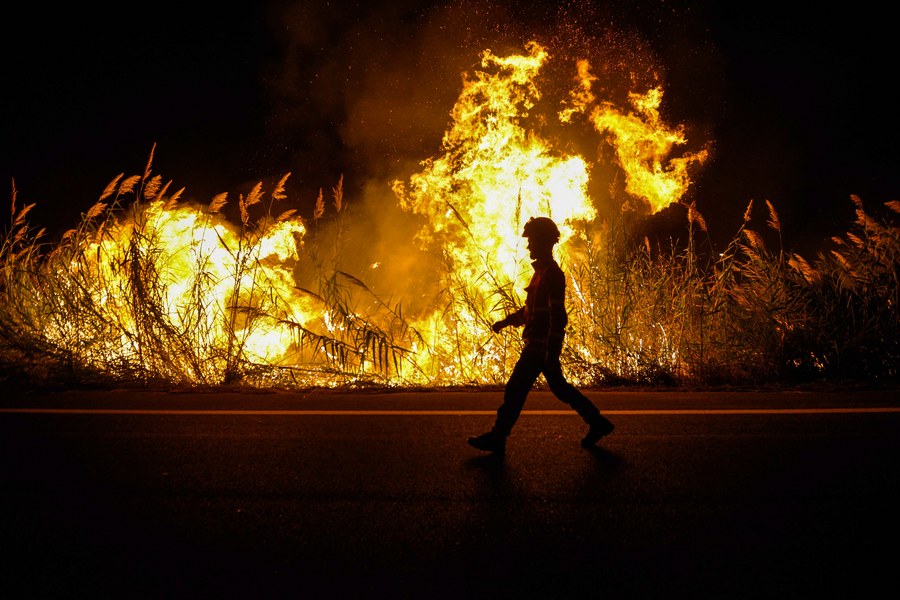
top-left (493, 343), bottom-right (602, 436)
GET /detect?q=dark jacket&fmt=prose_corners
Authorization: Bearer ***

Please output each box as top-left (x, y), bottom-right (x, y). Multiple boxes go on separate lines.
top-left (505, 257), bottom-right (568, 350)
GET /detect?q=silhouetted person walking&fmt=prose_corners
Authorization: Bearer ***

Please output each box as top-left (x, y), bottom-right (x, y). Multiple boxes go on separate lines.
top-left (468, 217), bottom-right (614, 453)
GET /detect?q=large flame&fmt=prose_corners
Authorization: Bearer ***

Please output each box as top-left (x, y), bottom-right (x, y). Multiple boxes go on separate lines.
top-left (393, 41), bottom-right (594, 285)
top-left (9, 41), bottom-right (709, 387)
top-left (51, 192), bottom-right (313, 383)
top-left (560, 58), bottom-right (709, 213)
top-left (390, 41), bottom-right (707, 383)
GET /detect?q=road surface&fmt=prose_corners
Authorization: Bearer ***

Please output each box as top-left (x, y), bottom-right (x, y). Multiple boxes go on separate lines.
top-left (2, 388), bottom-right (899, 598)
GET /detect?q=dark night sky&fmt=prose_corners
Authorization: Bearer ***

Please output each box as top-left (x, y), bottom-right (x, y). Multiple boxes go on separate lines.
top-left (2, 1), bottom-right (896, 254)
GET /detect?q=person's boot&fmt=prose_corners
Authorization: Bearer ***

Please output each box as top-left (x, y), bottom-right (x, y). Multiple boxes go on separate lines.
top-left (467, 430), bottom-right (506, 453)
top-left (581, 417), bottom-right (614, 448)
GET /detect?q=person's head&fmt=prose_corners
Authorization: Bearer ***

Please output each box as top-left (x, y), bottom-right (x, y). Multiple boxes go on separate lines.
top-left (522, 216), bottom-right (560, 259)
top-left (522, 217), bottom-right (559, 250)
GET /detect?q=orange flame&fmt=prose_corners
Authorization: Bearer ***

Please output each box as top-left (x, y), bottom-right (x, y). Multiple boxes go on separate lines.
top-left (393, 40), bottom-right (594, 291)
top-left (389, 41), bottom-right (707, 382)
top-left (20, 40), bottom-right (709, 387)
top-left (63, 197), bottom-right (313, 381)
top-left (561, 59), bottom-right (708, 213)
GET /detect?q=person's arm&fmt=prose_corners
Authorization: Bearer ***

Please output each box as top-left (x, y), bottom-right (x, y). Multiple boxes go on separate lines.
top-left (492, 307), bottom-right (525, 333)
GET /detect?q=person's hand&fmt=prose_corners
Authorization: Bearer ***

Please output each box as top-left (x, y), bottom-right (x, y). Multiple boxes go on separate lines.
top-left (491, 320), bottom-right (506, 333)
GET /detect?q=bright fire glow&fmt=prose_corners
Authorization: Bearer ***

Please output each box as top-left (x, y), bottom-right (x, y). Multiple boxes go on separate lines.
top-left (391, 41), bottom-right (706, 383)
top-left (50, 195), bottom-right (315, 383)
top-left (9, 41), bottom-right (708, 387)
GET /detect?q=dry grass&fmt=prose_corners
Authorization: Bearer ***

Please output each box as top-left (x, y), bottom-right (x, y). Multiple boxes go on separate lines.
top-left (2, 157), bottom-right (898, 390)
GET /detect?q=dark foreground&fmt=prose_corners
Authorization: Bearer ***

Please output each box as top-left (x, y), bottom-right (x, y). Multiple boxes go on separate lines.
top-left (2, 388), bottom-right (899, 599)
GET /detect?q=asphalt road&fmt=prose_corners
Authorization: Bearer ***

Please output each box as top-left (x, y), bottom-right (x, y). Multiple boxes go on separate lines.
top-left (2, 388), bottom-right (899, 599)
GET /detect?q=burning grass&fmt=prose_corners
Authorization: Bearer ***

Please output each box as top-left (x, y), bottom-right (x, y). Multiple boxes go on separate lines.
top-left (3, 165), bottom-right (897, 391)
top-left (2, 41), bottom-right (898, 391)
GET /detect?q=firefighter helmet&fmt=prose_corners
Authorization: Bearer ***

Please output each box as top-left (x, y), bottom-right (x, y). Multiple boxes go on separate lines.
top-left (521, 217), bottom-right (560, 243)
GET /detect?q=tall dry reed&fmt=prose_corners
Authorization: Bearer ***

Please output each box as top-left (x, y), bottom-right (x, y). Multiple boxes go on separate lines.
top-left (2, 155), bottom-right (897, 389)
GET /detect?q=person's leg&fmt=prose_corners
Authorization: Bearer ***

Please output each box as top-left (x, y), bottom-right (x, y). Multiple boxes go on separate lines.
top-left (493, 345), bottom-right (544, 436)
top-left (543, 356), bottom-right (614, 446)
top-left (543, 357), bottom-right (601, 422)
top-left (468, 345), bottom-right (542, 452)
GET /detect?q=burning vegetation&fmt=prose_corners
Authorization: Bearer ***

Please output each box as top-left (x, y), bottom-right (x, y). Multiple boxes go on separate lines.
top-left (2, 42), bottom-right (898, 390)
